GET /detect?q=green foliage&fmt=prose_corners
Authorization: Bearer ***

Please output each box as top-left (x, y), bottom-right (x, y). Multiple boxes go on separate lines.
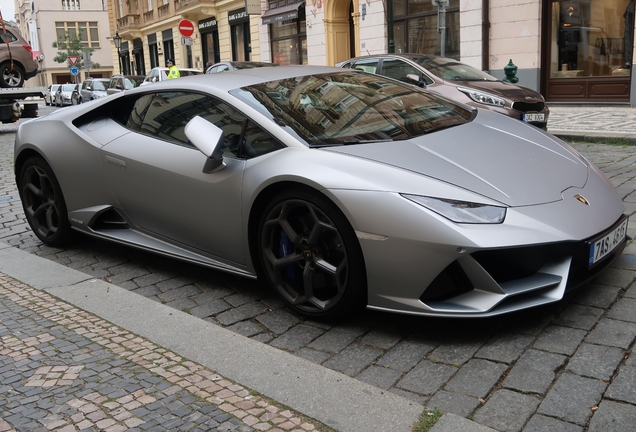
top-left (52, 29), bottom-right (100, 69)
top-left (412, 409), bottom-right (444, 432)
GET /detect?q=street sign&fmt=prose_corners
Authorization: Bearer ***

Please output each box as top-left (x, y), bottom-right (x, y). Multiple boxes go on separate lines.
top-left (67, 55), bottom-right (79, 66)
top-left (70, 66), bottom-right (80, 76)
top-left (181, 37), bottom-right (193, 46)
top-left (178, 19), bottom-right (194, 37)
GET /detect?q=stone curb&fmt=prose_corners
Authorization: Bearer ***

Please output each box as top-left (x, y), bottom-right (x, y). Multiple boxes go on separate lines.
top-left (548, 130), bottom-right (636, 144)
top-left (0, 241), bottom-right (425, 432)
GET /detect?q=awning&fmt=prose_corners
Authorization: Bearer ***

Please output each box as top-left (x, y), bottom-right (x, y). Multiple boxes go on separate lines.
top-left (261, 2), bottom-right (304, 25)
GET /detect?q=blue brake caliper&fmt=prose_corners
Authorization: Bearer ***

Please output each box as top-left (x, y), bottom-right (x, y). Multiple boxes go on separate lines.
top-left (279, 231), bottom-right (302, 285)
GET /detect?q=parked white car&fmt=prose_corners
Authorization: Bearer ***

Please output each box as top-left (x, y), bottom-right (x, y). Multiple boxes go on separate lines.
top-left (141, 67), bottom-right (202, 85)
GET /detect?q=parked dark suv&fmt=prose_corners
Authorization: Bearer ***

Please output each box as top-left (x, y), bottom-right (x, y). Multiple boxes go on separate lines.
top-left (0, 25), bottom-right (38, 87)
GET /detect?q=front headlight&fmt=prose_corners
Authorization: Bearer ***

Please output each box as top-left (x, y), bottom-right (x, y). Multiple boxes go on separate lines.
top-left (457, 87), bottom-right (505, 107)
top-left (402, 194), bottom-right (506, 224)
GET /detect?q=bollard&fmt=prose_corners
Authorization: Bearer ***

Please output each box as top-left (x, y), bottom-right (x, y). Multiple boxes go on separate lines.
top-left (503, 59), bottom-right (519, 83)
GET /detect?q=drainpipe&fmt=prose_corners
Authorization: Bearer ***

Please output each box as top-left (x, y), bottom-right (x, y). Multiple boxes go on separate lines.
top-left (482, 0), bottom-right (490, 71)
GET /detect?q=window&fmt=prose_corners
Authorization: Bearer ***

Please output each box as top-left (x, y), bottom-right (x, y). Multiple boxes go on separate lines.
top-left (56, 22), bottom-right (100, 48)
top-left (123, 92), bottom-right (282, 158)
top-left (0, 31), bottom-right (18, 43)
top-left (270, 9), bottom-right (307, 65)
top-left (380, 58), bottom-right (430, 85)
top-left (393, 0), bottom-right (459, 59)
top-left (62, 0), bottom-right (80, 10)
top-left (352, 59), bottom-right (379, 74)
top-left (147, 0), bottom-right (153, 10)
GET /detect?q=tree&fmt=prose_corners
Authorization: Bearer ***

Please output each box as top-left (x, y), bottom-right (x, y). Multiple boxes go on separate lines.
top-left (52, 29), bottom-right (101, 70)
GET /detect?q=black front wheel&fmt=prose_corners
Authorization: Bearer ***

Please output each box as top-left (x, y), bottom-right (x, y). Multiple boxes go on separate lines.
top-left (19, 156), bottom-right (72, 246)
top-left (257, 189), bottom-right (366, 318)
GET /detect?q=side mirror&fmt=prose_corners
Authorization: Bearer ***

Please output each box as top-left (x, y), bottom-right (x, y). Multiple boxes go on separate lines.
top-left (406, 73), bottom-right (426, 88)
top-left (185, 116), bottom-right (226, 173)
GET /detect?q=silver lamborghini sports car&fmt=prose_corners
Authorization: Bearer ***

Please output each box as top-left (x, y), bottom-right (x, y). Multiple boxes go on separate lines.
top-left (14, 66), bottom-right (627, 319)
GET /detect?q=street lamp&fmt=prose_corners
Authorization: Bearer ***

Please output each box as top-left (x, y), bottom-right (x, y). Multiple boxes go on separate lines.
top-left (113, 32), bottom-right (122, 74)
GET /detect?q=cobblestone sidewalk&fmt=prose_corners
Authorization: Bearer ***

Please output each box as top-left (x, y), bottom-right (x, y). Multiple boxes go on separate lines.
top-left (0, 273), bottom-right (326, 432)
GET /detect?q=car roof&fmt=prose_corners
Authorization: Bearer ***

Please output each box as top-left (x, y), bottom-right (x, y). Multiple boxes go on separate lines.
top-left (338, 53), bottom-right (448, 63)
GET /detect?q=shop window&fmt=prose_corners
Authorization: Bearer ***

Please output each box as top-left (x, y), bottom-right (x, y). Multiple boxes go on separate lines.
top-left (550, 0), bottom-right (634, 78)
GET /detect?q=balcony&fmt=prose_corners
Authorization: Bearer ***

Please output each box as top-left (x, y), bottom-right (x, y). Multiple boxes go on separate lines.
top-left (117, 14), bottom-right (141, 31)
top-left (143, 10), bottom-right (155, 24)
top-left (158, 4), bottom-right (170, 17)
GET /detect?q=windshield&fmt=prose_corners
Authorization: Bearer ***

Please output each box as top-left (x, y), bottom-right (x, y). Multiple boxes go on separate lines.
top-left (62, 84), bottom-right (76, 91)
top-left (416, 57), bottom-right (498, 82)
top-left (231, 71), bottom-right (472, 146)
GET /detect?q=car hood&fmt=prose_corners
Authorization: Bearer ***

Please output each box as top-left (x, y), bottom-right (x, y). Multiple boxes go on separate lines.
top-left (322, 111), bottom-right (587, 207)
top-left (453, 80), bottom-right (544, 102)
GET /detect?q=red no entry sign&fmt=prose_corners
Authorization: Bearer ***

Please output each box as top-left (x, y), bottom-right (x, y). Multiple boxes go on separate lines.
top-left (178, 19), bottom-right (194, 37)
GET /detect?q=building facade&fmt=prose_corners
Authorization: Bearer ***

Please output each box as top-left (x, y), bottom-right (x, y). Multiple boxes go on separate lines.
top-left (109, 0), bottom-right (263, 77)
top-left (13, 0), bottom-right (114, 87)
top-left (5, 0), bottom-right (627, 105)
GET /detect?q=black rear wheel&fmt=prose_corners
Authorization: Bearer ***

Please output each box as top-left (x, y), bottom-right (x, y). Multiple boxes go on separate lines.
top-left (19, 156), bottom-right (72, 246)
top-left (257, 189), bottom-right (366, 318)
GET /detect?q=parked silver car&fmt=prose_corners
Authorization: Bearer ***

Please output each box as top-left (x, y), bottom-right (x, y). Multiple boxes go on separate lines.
top-left (75, 77), bottom-right (110, 104)
top-left (44, 84), bottom-right (60, 106)
top-left (14, 66), bottom-right (626, 319)
top-left (53, 83), bottom-right (77, 106)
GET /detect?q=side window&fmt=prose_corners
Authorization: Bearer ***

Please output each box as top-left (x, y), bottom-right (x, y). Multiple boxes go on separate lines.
top-left (125, 94), bottom-right (154, 131)
top-left (240, 120), bottom-right (284, 158)
top-left (217, 65), bottom-right (230, 73)
top-left (351, 59), bottom-right (379, 74)
top-left (380, 59), bottom-right (422, 84)
top-left (82, 81), bottom-right (89, 90)
top-left (0, 32), bottom-right (18, 43)
top-left (137, 92), bottom-right (245, 152)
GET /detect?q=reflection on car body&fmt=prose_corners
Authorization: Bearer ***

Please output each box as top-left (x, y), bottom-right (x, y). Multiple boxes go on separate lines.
top-left (14, 66), bottom-right (626, 320)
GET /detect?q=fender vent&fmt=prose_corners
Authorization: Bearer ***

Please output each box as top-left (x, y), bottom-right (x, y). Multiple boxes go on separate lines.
top-left (91, 208), bottom-right (130, 231)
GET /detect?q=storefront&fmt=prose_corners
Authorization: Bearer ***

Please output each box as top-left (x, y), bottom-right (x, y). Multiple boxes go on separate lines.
top-left (543, 0), bottom-right (635, 102)
top-left (228, 8), bottom-right (252, 61)
top-left (199, 16), bottom-right (221, 66)
top-left (148, 33), bottom-right (160, 69)
top-left (262, 1), bottom-right (307, 65)
top-left (132, 38), bottom-right (146, 76)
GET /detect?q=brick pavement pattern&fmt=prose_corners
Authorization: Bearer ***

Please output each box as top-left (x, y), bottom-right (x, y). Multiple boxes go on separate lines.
top-left (4, 104), bottom-right (636, 431)
top-left (0, 273), bottom-right (323, 432)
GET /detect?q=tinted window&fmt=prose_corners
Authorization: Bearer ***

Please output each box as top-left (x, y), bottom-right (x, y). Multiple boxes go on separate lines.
top-left (241, 120), bottom-right (284, 158)
top-left (0, 31), bottom-right (17, 43)
top-left (232, 71), bottom-right (472, 146)
top-left (93, 80), bottom-right (108, 91)
top-left (380, 58), bottom-right (425, 85)
top-left (352, 59), bottom-right (379, 73)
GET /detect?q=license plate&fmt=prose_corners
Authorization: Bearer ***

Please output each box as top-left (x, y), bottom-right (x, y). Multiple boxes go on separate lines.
top-left (589, 218), bottom-right (628, 267)
top-left (523, 113), bottom-right (545, 122)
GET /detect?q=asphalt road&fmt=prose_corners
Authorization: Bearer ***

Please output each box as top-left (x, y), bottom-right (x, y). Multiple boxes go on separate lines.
top-left (3, 101), bottom-right (636, 431)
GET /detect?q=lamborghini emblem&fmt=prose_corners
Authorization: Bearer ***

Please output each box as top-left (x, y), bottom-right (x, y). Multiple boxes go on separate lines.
top-left (574, 194), bottom-right (589, 205)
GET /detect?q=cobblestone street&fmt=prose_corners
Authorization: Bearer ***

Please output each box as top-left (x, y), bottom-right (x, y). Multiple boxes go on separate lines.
top-left (3, 103), bottom-right (636, 431)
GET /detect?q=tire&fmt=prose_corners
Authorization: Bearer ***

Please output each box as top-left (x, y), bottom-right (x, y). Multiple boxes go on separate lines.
top-left (0, 62), bottom-right (25, 88)
top-left (257, 189), bottom-right (366, 319)
top-left (19, 156), bottom-right (72, 247)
